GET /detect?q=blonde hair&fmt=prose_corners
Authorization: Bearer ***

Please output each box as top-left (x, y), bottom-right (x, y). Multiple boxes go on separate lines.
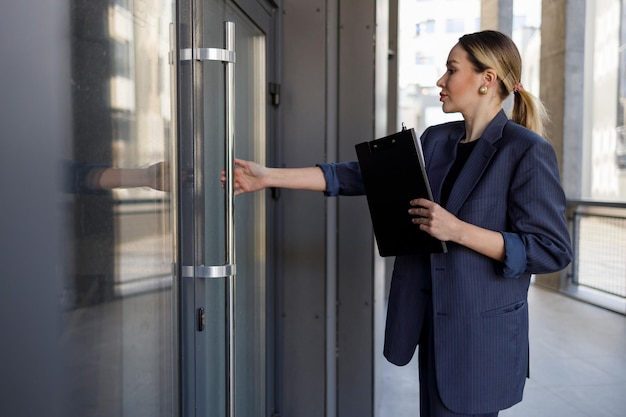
top-left (458, 30), bottom-right (549, 136)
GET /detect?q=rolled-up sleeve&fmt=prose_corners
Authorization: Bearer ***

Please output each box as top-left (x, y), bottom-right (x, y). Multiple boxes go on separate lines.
top-left (499, 231), bottom-right (527, 279)
top-left (506, 137), bottom-right (573, 276)
top-left (66, 161), bottom-right (110, 194)
top-left (316, 162), bottom-right (366, 196)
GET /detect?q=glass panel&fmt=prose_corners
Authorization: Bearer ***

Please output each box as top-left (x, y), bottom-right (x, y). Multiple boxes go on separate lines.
top-left (63, 1), bottom-right (176, 415)
top-left (225, 9), bottom-right (267, 417)
top-left (195, 2), bottom-right (227, 414)
top-left (196, 2), bottom-right (267, 416)
top-left (584, 0), bottom-right (626, 200)
top-left (396, 0), bottom-right (480, 133)
top-left (512, 0), bottom-right (542, 97)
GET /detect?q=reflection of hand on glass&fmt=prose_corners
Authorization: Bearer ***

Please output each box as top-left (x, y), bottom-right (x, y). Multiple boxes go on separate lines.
top-left (96, 161), bottom-right (170, 191)
top-left (75, 161), bottom-right (170, 192)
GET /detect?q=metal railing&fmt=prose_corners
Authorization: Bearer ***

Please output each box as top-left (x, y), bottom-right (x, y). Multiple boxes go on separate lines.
top-left (566, 200), bottom-right (626, 313)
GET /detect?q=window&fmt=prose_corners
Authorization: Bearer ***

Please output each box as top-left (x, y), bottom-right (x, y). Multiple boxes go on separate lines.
top-left (416, 19), bottom-right (435, 36)
top-left (584, 0), bottom-right (626, 199)
top-left (445, 19), bottom-right (465, 33)
top-left (415, 54), bottom-right (434, 65)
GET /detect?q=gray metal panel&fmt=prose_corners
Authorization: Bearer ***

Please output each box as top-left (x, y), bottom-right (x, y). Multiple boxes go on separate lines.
top-left (337, 0), bottom-right (376, 416)
top-left (387, 0), bottom-right (399, 131)
top-left (280, 1), bottom-right (328, 416)
top-left (0, 1), bottom-right (69, 416)
top-left (280, 0), bottom-right (379, 416)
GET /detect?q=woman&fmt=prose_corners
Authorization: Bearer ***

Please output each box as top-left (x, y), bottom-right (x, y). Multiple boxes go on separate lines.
top-left (229, 30), bottom-right (572, 416)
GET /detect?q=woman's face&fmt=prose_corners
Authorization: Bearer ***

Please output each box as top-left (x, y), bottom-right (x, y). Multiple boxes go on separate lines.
top-left (436, 43), bottom-right (485, 115)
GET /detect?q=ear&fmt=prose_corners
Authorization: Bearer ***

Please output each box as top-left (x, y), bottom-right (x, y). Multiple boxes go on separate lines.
top-left (483, 69), bottom-right (498, 88)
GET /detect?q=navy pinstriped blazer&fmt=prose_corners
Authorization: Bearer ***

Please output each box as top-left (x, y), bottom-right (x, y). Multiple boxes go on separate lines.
top-left (319, 110), bottom-right (573, 414)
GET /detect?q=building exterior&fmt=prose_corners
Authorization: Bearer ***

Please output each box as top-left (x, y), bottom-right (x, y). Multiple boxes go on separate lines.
top-left (1, 1), bottom-right (624, 417)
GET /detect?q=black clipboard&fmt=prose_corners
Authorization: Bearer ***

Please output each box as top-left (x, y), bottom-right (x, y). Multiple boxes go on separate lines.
top-left (355, 127), bottom-right (447, 257)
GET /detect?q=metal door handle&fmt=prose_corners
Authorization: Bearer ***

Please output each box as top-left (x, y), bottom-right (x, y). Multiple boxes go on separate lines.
top-left (181, 22), bottom-right (237, 417)
top-left (180, 47), bottom-right (236, 63)
top-left (179, 22), bottom-right (236, 267)
top-left (181, 264), bottom-right (236, 278)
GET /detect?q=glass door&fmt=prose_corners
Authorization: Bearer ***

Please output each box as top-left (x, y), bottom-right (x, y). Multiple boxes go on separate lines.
top-left (62, 1), bottom-right (177, 416)
top-left (177, 0), bottom-right (268, 415)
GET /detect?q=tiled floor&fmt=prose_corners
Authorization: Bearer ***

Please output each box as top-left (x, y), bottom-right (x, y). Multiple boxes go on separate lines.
top-left (378, 284), bottom-right (626, 417)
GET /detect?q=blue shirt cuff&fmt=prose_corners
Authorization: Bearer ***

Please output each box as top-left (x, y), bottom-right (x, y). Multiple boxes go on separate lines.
top-left (317, 163), bottom-right (340, 196)
top-left (316, 162), bottom-right (365, 196)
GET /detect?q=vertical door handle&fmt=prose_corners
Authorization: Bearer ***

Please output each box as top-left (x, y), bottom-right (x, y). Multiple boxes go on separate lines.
top-left (180, 22), bottom-right (236, 271)
top-left (180, 21), bottom-right (236, 417)
top-left (223, 22), bottom-right (236, 417)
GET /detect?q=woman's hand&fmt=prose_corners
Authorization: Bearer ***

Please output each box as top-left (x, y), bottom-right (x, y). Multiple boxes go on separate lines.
top-left (409, 198), bottom-right (505, 261)
top-left (222, 158), bottom-right (268, 195)
top-left (222, 159), bottom-right (327, 194)
top-left (409, 198), bottom-right (461, 242)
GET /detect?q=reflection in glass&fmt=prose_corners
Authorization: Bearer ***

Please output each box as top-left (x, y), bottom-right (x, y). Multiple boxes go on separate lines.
top-left (585, 0), bottom-right (626, 199)
top-left (63, 1), bottom-right (176, 415)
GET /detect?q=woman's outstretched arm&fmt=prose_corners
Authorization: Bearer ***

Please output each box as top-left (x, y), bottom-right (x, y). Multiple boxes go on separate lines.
top-left (225, 158), bottom-right (327, 195)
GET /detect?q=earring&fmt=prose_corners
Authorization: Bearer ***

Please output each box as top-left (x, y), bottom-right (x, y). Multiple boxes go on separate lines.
top-left (479, 86), bottom-right (488, 95)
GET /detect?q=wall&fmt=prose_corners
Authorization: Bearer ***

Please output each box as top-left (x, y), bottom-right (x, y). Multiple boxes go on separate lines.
top-left (0, 1), bottom-right (69, 416)
top-left (336, 1), bottom-right (377, 415)
top-left (279, 0), bottom-right (379, 415)
top-left (481, 0), bottom-right (513, 34)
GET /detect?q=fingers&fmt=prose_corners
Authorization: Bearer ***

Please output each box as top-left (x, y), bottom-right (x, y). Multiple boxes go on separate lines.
top-left (221, 158), bottom-right (263, 194)
top-left (409, 197), bottom-right (434, 207)
top-left (408, 200), bottom-right (443, 230)
top-left (408, 206), bottom-right (426, 218)
top-left (408, 198), bottom-right (437, 216)
top-left (234, 158), bottom-right (249, 168)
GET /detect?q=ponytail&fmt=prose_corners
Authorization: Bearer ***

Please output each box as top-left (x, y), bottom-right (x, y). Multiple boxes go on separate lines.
top-left (511, 87), bottom-right (549, 137)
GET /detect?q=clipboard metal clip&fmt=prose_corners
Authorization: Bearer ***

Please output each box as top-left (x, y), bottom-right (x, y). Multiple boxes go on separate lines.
top-left (401, 122), bottom-right (406, 131)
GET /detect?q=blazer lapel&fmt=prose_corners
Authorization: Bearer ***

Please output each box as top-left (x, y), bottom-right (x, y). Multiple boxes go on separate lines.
top-left (444, 141), bottom-right (497, 215)
top-left (427, 129), bottom-right (463, 204)
top-left (444, 111), bottom-right (509, 215)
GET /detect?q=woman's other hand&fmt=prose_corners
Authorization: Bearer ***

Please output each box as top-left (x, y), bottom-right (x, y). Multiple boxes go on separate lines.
top-left (409, 198), bottom-right (505, 261)
top-left (409, 198), bottom-right (460, 242)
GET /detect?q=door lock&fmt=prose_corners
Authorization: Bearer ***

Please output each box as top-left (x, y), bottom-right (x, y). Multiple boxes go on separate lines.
top-left (198, 308), bottom-right (206, 332)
